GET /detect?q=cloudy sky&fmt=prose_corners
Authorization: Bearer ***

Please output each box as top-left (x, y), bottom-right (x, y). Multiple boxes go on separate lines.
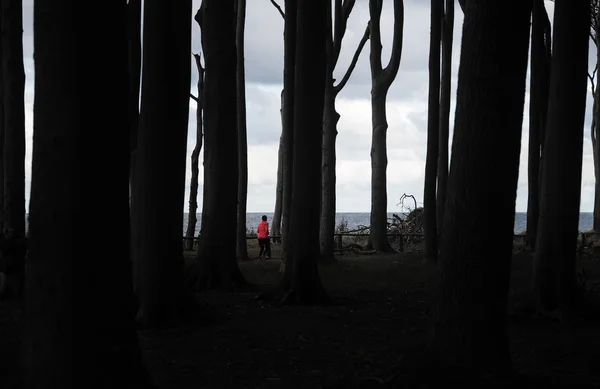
top-left (19, 1), bottom-right (599, 213)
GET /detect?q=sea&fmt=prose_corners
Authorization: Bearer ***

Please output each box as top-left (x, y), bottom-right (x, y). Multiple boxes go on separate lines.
top-left (182, 212), bottom-right (595, 236)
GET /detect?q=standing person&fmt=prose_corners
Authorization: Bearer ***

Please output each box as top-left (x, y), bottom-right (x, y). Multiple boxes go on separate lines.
top-left (257, 215), bottom-right (271, 259)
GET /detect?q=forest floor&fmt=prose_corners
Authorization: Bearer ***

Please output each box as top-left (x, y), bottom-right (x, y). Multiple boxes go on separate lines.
top-left (1, 242), bottom-right (600, 388)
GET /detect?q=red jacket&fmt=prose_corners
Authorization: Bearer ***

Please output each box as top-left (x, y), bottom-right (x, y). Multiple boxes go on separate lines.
top-left (257, 221), bottom-right (269, 239)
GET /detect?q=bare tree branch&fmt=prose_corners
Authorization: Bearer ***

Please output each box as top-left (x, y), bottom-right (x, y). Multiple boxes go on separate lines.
top-left (190, 94), bottom-right (198, 102)
top-left (382, 0), bottom-right (404, 85)
top-left (332, 0), bottom-right (356, 67)
top-left (590, 64), bottom-right (598, 96)
top-left (333, 24), bottom-right (370, 94)
top-left (269, 0), bottom-right (285, 19)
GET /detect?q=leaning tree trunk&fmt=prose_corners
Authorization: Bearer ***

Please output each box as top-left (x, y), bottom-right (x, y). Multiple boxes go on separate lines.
top-left (319, 0), bottom-right (370, 265)
top-left (368, 0), bottom-right (404, 253)
top-left (436, 0), bottom-right (454, 235)
top-left (134, 0), bottom-right (192, 328)
top-left (273, 0), bottom-right (329, 304)
top-left (1, 0), bottom-right (27, 297)
top-left (236, 0), bottom-right (249, 262)
top-left (431, 0), bottom-right (531, 378)
top-left (279, 0), bottom-right (297, 274)
top-left (526, 0), bottom-right (551, 249)
top-left (184, 53), bottom-right (204, 251)
top-left (25, 1), bottom-right (154, 386)
top-left (533, 0), bottom-right (589, 318)
top-left (423, 0), bottom-right (443, 263)
top-left (190, 0), bottom-right (248, 291)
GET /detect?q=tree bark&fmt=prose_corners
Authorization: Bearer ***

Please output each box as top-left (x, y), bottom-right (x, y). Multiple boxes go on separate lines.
top-left (431, 0), bottom-right (531, 377)
top-left (280, 0), bottom-right (297, 273)
top-left (533, 0), bottom-right (589, 317)
top-left (436, 0), bottom-right (454, 235)
top-left (278, 0), bottom-right (329, 304)
top-left (423, 0), bottom-right (443, 263)
top-left (236, 0), bottom-right (249, 262)
top-left (26, 1), bottom-right (153, 386)
top-left (272, 132), bottom-right (283, 245)
top-left (185, 52), bottom-right (204, 251)
top-left (0, 16), bottom-right (4, 235)
top-left (320, 0), bottom-right (368, 265)
top-left (128, 0), bottom-right (142, 295)
top-left (368, 0), bottom-right (404, 253)
top-left (526, 0), bottom-right (551, 249)
top-left (133, 0), bottom-right (192, 328)
top-left (1, 0), bottom-right (27, 297)
top-left (592, 9), bottom-right (600, 231)
top-left (191, 0), bottom-right (248, 291)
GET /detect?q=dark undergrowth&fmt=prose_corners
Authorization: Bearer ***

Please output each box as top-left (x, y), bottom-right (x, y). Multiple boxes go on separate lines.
top-left (1, 241), bottom-right (599, 388)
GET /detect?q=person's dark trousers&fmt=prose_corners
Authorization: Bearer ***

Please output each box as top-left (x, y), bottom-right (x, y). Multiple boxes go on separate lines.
top-left (265, 238), bottom-right (271, 258)
top-left (258, 238), bottom-right (270, 259)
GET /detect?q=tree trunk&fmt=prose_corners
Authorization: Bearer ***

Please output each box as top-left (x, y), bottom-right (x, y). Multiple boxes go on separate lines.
top-left (526, 0), bottom-right (551, 249)
top-left (368, 0), bottom-right (404, 253)
top-left (280, 0), bottom-right (297, 273)
top-left (320, 94), bottom-right (339, 264)
top-left (133, 0), bottom-right (192, 328)
top-left (272, 132), bottom-right (283, 245)
top-left (26, 1), bottom-right (153, 386)
top-left (0, 23), bottom-right (4, 235)
top-left (319, 0), bottom-right (367, 265)
top-left (128, 0), bottom-right (142, 295)
top-left (184, 53), bottom-right (204, 251)
top-left (236, 0), bottom-right (249, 262)
top-left (436, 0), bottom-right (453, 235)
top-left (592, 10), bottom-right (600, 231)
top-left (533, 0), bottom-right (589, 317)
top-left (190, 0), bottom-right (248, 291)
top-left (423, 0), bottom-right (443, 263)
top-left (278, 0), bottom-right (329, 304)
top-left (431, 0), bottom-right (531, 377)
top-left (1, 0), bottom-right (27, 298)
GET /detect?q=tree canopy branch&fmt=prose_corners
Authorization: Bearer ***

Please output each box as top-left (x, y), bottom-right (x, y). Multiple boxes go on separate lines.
top-left (334, 24), bottom-right (370, 94)
top-left (332, 0), bottom-right (356, 67)
top-left (269, 0), bottom-right (285, 19)
top-left (381, 0), bottom-right (404, 85)
top-left (190, 94), bottom-right (198, 102)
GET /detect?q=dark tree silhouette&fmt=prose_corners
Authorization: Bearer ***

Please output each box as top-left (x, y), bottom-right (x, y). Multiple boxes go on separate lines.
top-left (191, 0), bottom-right (248, 290)
top-left (431, 0), bottom-right (531, 376)
top-left (259, 0), bottom-right (329, 303)
top-left (128, 0), bottom-right (142, 294)
top-left (436, 0), bottom-right (454, 235)
top-left (273, 132), bottom-right (283, 244)
top-left (533, 0), bottom-right (590, 319)
top-left (236, 0), bottom-right (250, 262)
top-left (423, 0), bottom-right (443, 263)
top-left (185, 50), bottom-right (204, 251)
top-left (133, 0), bottom-right (192, 328)
top-left (526, 0), bottom-right (551, 249)
top-left (590, 1), bottom-right (600, 230)
top-left (280, 0), bottom-right (297, 273)
top-left (0, 19), bottom-right (4, 234)
top-left (320, 0), bottom-right (370, 265)
top-left (368, 0), bottom-right (404, 253)
top-left (1, 0), bottom-right (27, 296)
top-left (26, 1), bottom-right (153, 386)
